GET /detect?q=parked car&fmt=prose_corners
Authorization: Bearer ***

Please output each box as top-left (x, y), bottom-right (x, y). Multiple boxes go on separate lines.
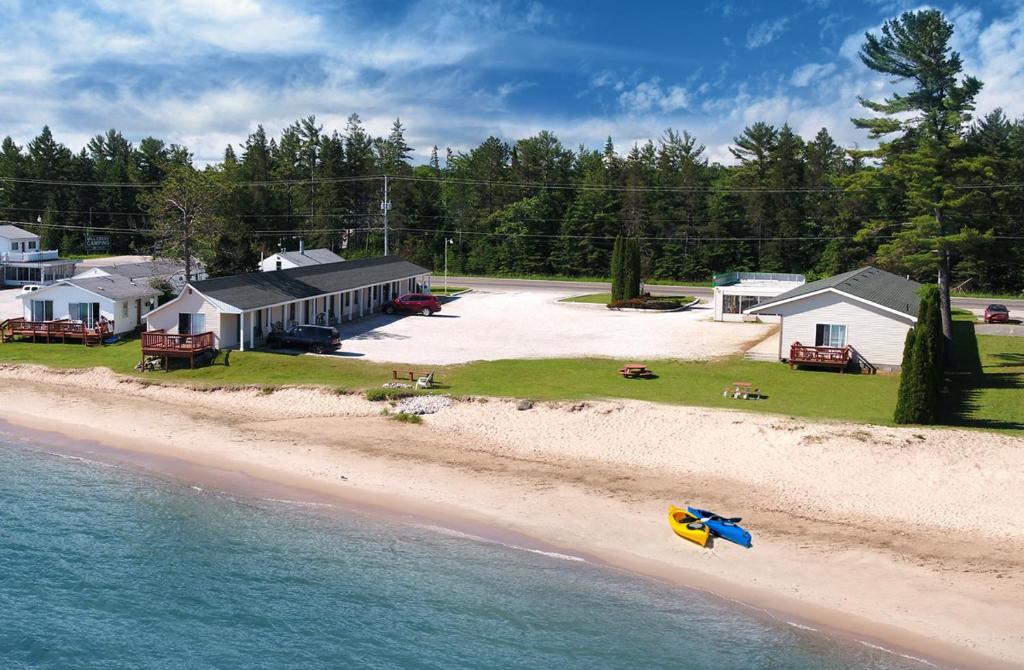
top-left (266, 325), bottom-right (341, 353)
top-left (984, 304), bottom-right (1010, 323)
top-left (19, 284), bottom-right (42, 294)
top-left (383, 293), bottom-right (442, 316)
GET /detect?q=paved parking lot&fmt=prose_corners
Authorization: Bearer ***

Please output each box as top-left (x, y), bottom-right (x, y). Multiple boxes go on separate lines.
top-left (0, 288), bottom-right (23, 320)
top-left (336, 289), bottom-right (773, 364)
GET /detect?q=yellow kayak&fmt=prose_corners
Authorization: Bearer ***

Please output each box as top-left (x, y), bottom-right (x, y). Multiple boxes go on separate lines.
top-left (668, 505), bottom-right (710, 547)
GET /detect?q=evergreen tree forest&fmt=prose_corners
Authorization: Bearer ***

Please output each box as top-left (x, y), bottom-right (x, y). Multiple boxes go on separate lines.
top-left (0, 14), bottom-right (1021, 292)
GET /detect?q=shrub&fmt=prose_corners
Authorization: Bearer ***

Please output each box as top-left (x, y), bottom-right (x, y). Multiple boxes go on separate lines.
top-left (390, 412), bottom-right (423, 424)
top-left (606, 296), bottom-right (691, 310)
top-left (365, 387), bottom-right (419, 402)
top-left (894, 285), bottom-right (944, 424)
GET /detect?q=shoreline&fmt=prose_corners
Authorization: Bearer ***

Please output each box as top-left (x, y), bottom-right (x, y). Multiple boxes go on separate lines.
top-left (1, 364), bottom-right (1022, 668)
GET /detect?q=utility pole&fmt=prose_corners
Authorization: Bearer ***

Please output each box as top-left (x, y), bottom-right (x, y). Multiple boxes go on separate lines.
top-left (381, 175), bottom-right (392, 256)
top-left (444, 238), bottom-right (453, 293)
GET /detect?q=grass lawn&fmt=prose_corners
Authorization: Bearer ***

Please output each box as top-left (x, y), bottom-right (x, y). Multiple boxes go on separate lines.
top-left (429, 286), bottom-right (469, 295)
top-left (560, 293), bottom-right (696, 305)
top-left (1, 332), bottom-right (1018, 434)
top-left (450, 271), bottom-right (714, 287)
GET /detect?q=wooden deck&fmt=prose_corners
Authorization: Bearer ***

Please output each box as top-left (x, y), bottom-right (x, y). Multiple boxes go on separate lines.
top-left (0, 318), bottom-right (114, 346)
top-left (141, 330), bottom-right (216, 369)
top-left (788, 342), bottom-right (852, 372)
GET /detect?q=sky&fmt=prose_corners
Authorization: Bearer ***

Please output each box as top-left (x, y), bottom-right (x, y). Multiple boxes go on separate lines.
top-left (1, 0), bottom-right (1023, 166)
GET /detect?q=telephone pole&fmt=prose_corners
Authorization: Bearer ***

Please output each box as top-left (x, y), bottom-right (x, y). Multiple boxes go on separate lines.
top-left (381, 175), bottom-right (392, 256)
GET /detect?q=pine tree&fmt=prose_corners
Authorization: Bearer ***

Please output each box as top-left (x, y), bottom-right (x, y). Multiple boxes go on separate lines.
top-left (893, 327), bottom-right (919, 423)
top-left (624, 237), bottom-right (641, 299)
top-left (610, 235), bottom-right (624, 301)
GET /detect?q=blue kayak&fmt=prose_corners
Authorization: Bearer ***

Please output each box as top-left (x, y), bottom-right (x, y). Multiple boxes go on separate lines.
top-left (687, 507), bottom-right (752, 548)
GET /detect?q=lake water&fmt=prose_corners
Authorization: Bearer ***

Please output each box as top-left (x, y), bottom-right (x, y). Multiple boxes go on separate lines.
top-left (0, 434), bottom-right (931, 669)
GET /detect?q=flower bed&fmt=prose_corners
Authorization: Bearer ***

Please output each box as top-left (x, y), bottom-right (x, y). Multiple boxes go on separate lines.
top-left (607, 296), bottom-right (695, 310)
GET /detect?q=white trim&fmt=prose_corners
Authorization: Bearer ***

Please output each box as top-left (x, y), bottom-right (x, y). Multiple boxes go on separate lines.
top-left (745, 287), bottom-right (917, 322)
top-left (202, 272), bottom-right (429, 313)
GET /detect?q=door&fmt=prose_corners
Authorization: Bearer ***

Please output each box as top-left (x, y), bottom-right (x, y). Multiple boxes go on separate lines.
top-left (135, 299), bottom-right (142, 327)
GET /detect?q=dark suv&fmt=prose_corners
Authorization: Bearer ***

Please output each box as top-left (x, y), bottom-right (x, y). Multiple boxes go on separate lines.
top-left (266, 325), bottom-right (341, 353)
top-left (383, 293), bottom-right (442, 316)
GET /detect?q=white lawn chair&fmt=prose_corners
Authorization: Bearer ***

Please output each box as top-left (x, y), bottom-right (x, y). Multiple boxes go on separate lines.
top-left (415, 371), bottom-right (435, 389)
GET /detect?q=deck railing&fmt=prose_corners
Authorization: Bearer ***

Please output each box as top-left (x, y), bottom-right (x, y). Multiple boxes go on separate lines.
top-left (141, 330), bottom-right (215, 353)
top-left (788, 342), bottom-right (852, 370)
top-left (1, 318), bottom-right (113, 344)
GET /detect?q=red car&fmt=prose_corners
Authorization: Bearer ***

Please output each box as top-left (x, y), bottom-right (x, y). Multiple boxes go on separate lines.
top-left (383, 293), bottom-right (442, 316)
top-left (984, 304), bottom-right (1010, 323)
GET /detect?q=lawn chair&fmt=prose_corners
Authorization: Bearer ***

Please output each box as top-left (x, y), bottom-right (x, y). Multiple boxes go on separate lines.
top-left (415, 371), bottom-right (435, 389)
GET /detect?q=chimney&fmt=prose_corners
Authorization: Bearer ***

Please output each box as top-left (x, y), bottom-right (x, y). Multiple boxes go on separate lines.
top-left (299, 239), bottom-right (305, 255)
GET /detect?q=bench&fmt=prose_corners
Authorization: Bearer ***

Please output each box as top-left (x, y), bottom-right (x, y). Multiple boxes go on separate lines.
top-left (392, 369), bottom-right (433, 381)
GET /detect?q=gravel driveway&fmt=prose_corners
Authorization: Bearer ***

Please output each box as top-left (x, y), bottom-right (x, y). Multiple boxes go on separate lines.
top-left (336, 289), bottom-right (772, 364)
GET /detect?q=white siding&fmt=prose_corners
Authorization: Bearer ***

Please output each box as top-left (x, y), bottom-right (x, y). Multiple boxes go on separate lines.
top-left (770, 292), bottom-right (914, 368)
top-left (17, 284), bottom-right (151, 335)
top-left (259, 254), bottom-right (301, 272)
top-left (146, 288), bottom-right (230, 348)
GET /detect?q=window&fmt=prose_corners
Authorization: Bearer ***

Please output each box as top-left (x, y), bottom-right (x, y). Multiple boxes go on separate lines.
top-left (276, 259), bottom-right (282, 271)
top-left (723, 295), bottom-right (761, 314)
top-left (30, 299), bottom-right (53, 321)
top-left (815, 324), bottom-right (847, 348)
top-left (28, 241), bottom-right (36, 249)
top-left (68, 302), bottom-right (100, 327)
top-left (178, 313), bottom-right (205, 334)
top-left (122, 303), bottom-right (129, 318)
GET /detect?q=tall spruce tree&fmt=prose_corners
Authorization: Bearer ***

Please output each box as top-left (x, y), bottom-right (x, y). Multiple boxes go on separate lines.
top-left (610, 235), bottom-right (625, 301)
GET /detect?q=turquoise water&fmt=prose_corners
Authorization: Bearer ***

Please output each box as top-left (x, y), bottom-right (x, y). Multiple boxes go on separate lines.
top-left (0, 436), bottom-right (930, 669)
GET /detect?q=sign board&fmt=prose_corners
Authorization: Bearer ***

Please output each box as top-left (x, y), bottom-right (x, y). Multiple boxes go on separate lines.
top-left (85, 234), bottom-right (111, 253)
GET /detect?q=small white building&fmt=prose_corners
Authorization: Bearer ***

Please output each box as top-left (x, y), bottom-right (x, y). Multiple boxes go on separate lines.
top-left (259, 245), bottom-right (343, 272)
top-left (0, 223), bottom-right (76, 286)
top-left (745, 266), bottom-right (921, 370)
top-left (712, 272), bottom-right (805, 322)
top-left (16, 275), bottom-right (162, 335)
top-left (146, 256), bottom-right (431, 351)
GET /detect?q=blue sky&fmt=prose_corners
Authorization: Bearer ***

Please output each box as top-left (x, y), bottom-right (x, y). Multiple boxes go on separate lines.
top-left (1, 0), bottom-right (1023, 165)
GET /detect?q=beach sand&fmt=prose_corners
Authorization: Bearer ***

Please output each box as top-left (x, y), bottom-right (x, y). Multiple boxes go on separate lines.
top-left (1, 363), bottom-right (1022, 668)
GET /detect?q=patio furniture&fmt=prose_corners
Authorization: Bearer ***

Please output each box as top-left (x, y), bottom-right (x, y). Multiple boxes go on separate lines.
top-left (723, 381), bottom-right (761, 400)
top-left (618, 363), bottom-right (654, 379)
top-left (416, 371), bottom-right (435, 389)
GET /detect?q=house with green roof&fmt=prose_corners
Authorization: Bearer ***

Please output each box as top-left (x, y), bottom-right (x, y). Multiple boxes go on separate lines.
top-left (745, 266), bottom-right (922, 370)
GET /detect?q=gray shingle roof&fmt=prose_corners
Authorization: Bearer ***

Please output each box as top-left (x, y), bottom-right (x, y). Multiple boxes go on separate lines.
top-left (0, 224), bottom-right (38, 239)
top-left (191, 256), bottom-right (431, 311)
top-left (748, 266), bottom-right (922, 317)
top-left (88, 260), bottom-right (187, 280)
top-left (277, 249), bottom-right (344, 266)
top-left (66, 275), bottom-right (161, 300)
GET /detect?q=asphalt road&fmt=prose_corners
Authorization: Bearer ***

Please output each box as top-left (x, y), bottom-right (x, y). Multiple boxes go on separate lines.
top-left (443, 276), bottom-right (1024, 326)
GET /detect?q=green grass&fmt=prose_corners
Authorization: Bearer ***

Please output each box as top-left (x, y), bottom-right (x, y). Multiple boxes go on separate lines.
top-left (2, 332), bottom-right (1019, 434)
top-left (429, 286), bottom-right (468, 295)
top-left (947, 324), bottom-right (1024, 433)
top-left (560, 293), bottom-right (697, 305)
top-left (448, 271), bottom-right (713, 287)
top-left (560, 293), bottom-right (615, 304)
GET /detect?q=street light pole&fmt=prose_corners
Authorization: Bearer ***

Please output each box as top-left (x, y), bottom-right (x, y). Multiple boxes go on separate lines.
top-left (444, 237), bottom-right (453, 293)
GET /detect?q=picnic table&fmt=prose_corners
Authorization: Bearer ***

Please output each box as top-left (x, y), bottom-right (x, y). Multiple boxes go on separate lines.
top-left (618, 363), bottom-right (654, 379)
top-left (723, 381), bottom-right (762, 400)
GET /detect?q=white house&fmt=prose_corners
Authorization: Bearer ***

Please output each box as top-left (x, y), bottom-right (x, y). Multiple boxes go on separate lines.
top-left (145, 255), bottom-right (431, 350)
top-left (259, 244), bottom-right (343, 272)
top-left (16, 275), bottom-right (162, 335)
top-left (745, 266), bottom-right (921, 370)
top-left (712, 272), bottom-right (805, 322)
top-left (0, 223), bottom-right (76, 287)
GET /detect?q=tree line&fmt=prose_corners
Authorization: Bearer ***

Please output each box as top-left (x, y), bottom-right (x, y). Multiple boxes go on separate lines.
top-left (0, 10), bottom-right (1020, 295)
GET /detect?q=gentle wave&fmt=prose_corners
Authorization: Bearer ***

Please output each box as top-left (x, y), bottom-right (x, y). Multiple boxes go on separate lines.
top-left (261, 497), bottom-right (337, 509)
top-left (785, 621), bottom-right (819, 632)
top-left (857, 641), bottom-right (938, 667)
top-left (45, 452), bottom-right (119, 468)
top-left (416, 524), bottom-right (587, 562)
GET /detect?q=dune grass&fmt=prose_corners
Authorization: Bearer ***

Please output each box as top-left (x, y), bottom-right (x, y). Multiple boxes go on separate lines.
top-left (1, 332), bottom-right (1019, 434)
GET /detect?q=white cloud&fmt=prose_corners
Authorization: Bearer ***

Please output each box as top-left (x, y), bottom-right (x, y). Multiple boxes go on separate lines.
top-left (790, 62), bottom-right (837, 87)
top-left (745, 17), bottom-right (789, 49)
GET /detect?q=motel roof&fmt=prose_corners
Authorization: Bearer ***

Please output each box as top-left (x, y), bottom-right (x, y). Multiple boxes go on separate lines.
top-left (188, 256), bottom-right (431, 311)
top-left (746, 266), bottom-right (922, 318)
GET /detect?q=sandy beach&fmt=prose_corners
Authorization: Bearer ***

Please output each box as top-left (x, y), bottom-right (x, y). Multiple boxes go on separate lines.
top-left (1, 363), bottom-right (1022, 669)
